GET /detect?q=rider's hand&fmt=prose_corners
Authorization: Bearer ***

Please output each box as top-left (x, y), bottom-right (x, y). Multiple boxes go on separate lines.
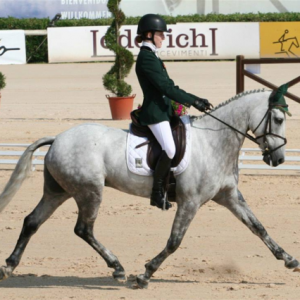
top-left (193, 98), bottom-right (213, 112)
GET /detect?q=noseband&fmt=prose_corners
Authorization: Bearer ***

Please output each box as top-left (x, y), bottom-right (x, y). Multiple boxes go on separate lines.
top-left (203, 102), bottom-right (287, 157)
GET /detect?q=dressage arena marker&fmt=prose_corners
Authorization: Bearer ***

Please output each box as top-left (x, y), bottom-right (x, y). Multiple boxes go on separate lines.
top-left (0, 144), bottom-right (300, 171)
top-left (236, 55), bottom-right (300, 103)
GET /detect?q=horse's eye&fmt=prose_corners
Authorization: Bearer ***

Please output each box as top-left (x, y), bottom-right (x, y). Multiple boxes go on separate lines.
top-left (274, 117), bottom-right (283, 125)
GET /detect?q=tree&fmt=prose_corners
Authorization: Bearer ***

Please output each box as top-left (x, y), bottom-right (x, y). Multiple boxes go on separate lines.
top-left (102, 0), bottom-right (134, 97)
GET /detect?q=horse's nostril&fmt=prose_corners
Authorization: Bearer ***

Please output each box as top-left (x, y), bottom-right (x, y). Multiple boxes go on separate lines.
top-left (278, 158), bottom-right (284, 164)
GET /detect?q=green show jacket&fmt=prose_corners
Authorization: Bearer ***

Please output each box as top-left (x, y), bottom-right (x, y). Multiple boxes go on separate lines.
top-left (136, 46), bottom-right (197, 126)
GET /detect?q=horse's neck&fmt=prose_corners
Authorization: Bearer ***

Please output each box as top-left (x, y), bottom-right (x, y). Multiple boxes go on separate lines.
top-left (212, 100), bottom-right (249, 128)
top-left (192, 93), bottom-right (267, 154)
top-left (196, 95), bottom-right (253, 129)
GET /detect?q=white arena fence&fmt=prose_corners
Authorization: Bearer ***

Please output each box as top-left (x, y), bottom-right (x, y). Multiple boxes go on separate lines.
top-left (0, 144), bottom-right (49, 171)
top-left (239, 148), bottom-right (300, 171)
top-left (0, 144), bottom-right (300, 171)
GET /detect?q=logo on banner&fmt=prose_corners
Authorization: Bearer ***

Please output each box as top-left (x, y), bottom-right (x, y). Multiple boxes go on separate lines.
top-left (273, 29), bottom-right (299, 57)
top-left (260, 22), bottom-right (300, 58)
top-left (0, 30), bottom-right (26, 64)
top-left (90, 27), bottom-right (219, 58)
top-left (0, 41), bottom-right (20, 57)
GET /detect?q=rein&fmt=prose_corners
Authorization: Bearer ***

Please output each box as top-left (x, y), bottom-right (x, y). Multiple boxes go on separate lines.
top-left (202, 103), bottom-right (287, 156)
top-left (203, 110), bottom-right (259, 145)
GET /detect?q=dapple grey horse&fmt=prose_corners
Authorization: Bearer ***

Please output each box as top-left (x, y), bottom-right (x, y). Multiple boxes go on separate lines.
top-left (0, 89), bottom-right (299, 288)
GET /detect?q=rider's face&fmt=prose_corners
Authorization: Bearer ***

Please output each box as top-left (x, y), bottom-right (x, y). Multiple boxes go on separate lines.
top-left (146, 31), bottom-right (165, 48)
top-left (153, 31), bottom-right (165, 48)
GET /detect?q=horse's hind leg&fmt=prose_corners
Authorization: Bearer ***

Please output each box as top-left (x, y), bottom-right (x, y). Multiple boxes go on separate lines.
top-left (213, 189), bottom-right (300, 271)
top-left (0, 195), bottom-right (69, 280)
top-left (74, 190), bottom-right (126, 281)
top-left (0, 167), bottom-right (70, 281)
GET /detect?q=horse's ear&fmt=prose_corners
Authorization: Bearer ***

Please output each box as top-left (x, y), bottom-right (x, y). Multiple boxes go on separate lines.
top-left (269, 83), bottom-right (292, 116)
top-left (270, 83), bottom-right (288, 104)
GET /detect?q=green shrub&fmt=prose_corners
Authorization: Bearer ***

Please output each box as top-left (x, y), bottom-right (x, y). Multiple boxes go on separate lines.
top-left (0, 72), bottom-right (6, 90)
top-left (102, 0), bottom-right (134, 97)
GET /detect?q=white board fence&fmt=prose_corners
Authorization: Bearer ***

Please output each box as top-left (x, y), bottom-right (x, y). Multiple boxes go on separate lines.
top-left (0, 144), bottom-right (300, 172)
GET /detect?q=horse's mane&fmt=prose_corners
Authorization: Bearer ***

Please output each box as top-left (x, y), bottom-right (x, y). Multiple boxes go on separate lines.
top-left (191, 88), bottom-right (267, 120)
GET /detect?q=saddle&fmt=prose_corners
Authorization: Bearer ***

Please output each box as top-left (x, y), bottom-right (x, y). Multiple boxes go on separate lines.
top-left (130, 110), bottom-right (187, 170)
top-left (130, 110), bottom-right (187, 202)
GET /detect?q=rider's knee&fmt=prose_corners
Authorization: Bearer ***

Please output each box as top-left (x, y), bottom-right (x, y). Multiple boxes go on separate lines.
top-left (165, 144), bottom-right (176, 159)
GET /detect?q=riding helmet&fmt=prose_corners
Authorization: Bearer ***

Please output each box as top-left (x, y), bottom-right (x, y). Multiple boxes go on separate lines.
top-left (137, 14), bottom-right (168, 34)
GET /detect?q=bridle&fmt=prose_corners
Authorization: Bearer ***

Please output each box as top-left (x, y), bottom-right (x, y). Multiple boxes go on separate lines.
top-left (251, 103), bottom-right (287, 156)
top-left (202, 100), bottom-right (287, 157)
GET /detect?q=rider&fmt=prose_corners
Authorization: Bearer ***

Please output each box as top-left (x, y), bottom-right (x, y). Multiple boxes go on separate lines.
top-left (135, 14), bottom-right (212, 210)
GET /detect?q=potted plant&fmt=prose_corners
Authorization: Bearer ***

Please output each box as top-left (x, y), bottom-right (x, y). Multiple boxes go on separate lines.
top-left (0, 72), bottom-right (6, 106)
top-left (103, 0), bottom-right (135, 120)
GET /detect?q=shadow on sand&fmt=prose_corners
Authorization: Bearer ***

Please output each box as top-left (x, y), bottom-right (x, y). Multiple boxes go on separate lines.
top-left (0, 273), bottom-right (200, 290)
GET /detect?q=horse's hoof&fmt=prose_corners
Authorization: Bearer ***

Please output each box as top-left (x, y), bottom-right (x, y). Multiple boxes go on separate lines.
top-left (0, 266), bottom-right (12, 281)
top-left (285, 258), bottom-right (299, 269)
top-left (135, 274), bottom-right (149, 289)
top-left (293, 267), bottom-right (300, 273)
top-left (113, 270), bottom-right (126, 283)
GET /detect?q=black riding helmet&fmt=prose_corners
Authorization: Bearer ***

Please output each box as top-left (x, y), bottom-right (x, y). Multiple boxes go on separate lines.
top-left (137, 14), bottom-right (168, 34)
top-left (137, 14), bottom-right (168, 46)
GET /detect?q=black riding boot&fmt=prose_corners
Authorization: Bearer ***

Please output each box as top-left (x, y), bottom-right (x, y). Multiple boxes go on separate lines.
top-left (150, 151), bottom-right (172, 210)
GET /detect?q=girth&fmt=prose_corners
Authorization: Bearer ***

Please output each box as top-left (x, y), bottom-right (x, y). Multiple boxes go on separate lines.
top-left (130, 110), bottom-right (186, 170)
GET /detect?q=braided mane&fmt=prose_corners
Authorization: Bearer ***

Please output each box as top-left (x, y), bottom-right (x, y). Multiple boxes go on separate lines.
top-left (192, 88), bottom-right (266, 120)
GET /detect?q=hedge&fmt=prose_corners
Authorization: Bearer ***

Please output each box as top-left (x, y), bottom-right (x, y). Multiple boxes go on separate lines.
top-left (0, 72), bottom-right (6, 90)
top-left (0, 13), bottom-right (299, 63)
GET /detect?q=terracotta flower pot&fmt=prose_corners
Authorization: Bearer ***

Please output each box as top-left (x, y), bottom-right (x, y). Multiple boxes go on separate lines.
top-left (106, 94), bottom-right (135, 120)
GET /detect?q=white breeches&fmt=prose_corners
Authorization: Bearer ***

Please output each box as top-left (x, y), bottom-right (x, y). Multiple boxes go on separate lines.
top-left (148, 121), bottom-right (176, 159)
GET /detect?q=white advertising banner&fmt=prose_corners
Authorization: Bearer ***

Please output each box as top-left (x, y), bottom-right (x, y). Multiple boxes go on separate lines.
top-left (0, 30), bottom-right (26, 65)
top-left (48, 23), bottom-right (259, 63)
top-left (0, 1), bottom-right (298, 18)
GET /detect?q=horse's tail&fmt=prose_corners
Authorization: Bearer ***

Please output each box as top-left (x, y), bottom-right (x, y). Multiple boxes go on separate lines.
top-left (0, 137), bottom-right (55, 213)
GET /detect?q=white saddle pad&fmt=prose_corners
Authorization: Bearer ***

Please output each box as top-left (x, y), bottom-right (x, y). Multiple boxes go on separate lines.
top-left (126, 115), bottom-right (191, 176)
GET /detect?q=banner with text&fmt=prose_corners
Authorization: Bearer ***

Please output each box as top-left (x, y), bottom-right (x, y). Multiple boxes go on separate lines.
top-left (260, 22), bottom-right (300, 58)
top-left (0, 30), bottom-right (26, 65)
top-left (48, 23), bottom-right (260, 63)
top-left (0, 1), bottom-right (299, 19)
top-left (0, 0), bottom-right (111, 19)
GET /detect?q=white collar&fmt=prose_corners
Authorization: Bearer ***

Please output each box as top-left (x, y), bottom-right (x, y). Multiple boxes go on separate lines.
top-left (142, 41), bottom-right (158, 56)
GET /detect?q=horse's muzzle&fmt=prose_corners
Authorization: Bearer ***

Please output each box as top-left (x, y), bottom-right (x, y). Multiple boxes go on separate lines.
top-left (263, 154), bottom-right (285, 167)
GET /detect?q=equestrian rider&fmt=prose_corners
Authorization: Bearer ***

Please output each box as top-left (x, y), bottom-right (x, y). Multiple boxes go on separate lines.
top-left (135, 14), bottom-right (212, 210)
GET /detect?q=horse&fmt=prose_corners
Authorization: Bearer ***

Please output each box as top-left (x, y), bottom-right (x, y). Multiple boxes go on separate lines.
top-left (0, 88), bottom-right (299, 289)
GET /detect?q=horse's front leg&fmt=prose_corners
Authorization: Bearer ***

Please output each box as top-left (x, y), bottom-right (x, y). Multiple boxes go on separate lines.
top-left (136, 200), bottom-right (199, 289)
top-left (214, 189), bottom-right (300, 271)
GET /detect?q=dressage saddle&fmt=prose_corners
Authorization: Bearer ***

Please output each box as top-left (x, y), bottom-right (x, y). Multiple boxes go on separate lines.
top-left (130, 109), bottom-right (187, 201)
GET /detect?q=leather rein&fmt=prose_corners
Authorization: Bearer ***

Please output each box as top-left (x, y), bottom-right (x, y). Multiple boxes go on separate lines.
top-left (202, 102), bottom-right (287, 157)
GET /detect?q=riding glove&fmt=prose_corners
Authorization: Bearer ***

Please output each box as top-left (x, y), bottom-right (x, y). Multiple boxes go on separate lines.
top-left (193, 98), bottom-right (213, 112)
